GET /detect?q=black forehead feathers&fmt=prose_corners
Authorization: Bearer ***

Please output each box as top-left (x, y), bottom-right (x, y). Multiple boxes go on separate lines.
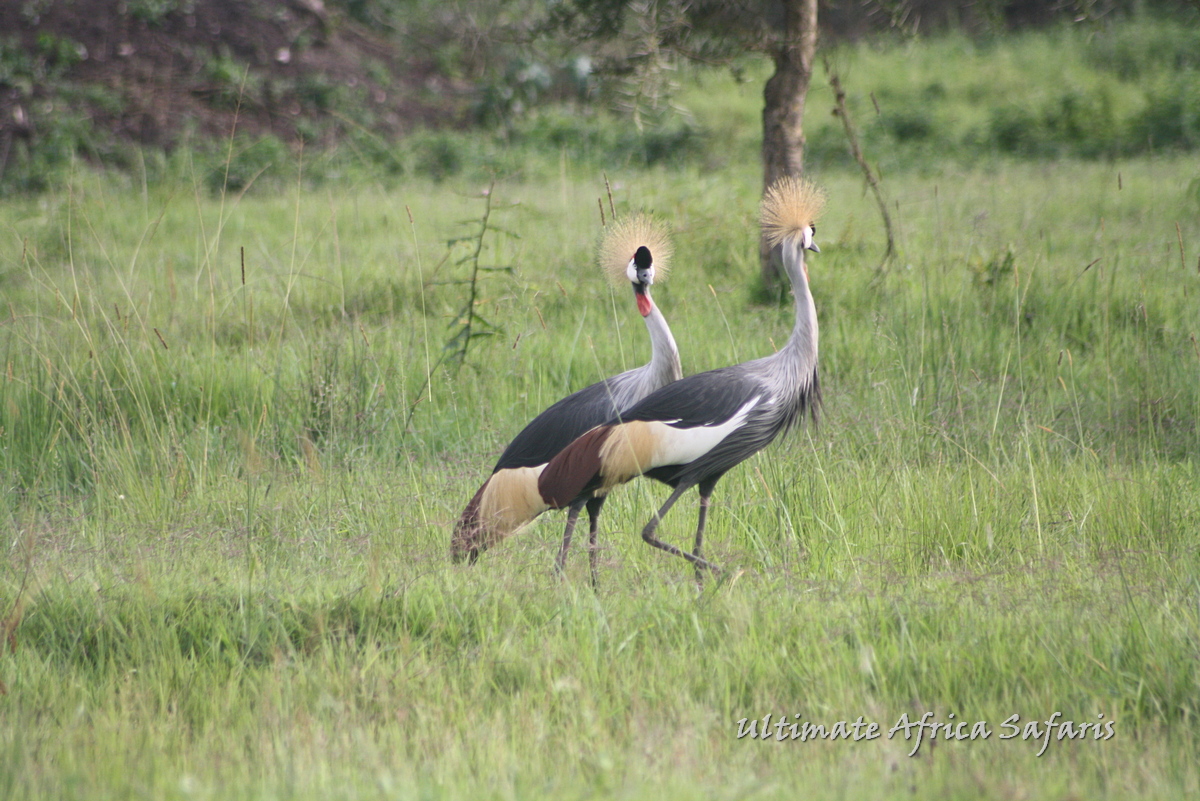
top-left (633, 246), bottom-right (653, 269)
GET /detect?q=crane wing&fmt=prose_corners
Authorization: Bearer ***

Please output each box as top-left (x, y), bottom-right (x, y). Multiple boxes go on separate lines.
top-left (615, 366), bottom-right (766, 429)
top-left (538, 368), bottom-right (770, 507)
top-left (492, 377), bottom-right (627, 471)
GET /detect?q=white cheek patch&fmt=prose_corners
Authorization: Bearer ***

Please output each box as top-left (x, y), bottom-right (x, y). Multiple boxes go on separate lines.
top-left (626, 260), bottom-right (656, 285)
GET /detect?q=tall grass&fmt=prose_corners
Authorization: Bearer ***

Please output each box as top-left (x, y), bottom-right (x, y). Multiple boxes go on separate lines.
top-left (2, 150), bottom-right (1196, 800)
top-left (3, 22), bottom-right (1200, 801)
top-left (677, 13), bottom-right (1200, 170)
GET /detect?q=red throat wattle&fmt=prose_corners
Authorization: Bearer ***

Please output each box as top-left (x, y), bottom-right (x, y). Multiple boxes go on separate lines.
top-left (636, 293), bottom-right (653, 317)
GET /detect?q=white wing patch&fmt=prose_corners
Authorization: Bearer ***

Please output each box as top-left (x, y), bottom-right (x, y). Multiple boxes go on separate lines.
top-left (646, 395), bottom-right (761, 468)
top-left (595, 395), bottom-right (763, 490)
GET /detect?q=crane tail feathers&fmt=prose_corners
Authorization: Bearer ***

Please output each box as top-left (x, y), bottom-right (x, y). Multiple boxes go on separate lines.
top-left (451, 481), bottom-right (488, 563)
top-left (451, 466), bottom-right (549, 562)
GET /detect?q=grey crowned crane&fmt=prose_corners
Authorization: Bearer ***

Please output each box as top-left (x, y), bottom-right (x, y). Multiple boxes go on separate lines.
top-left (451, 214), bottom-right (683, 582)
top-left (536, 176), bottom-right (824, 579)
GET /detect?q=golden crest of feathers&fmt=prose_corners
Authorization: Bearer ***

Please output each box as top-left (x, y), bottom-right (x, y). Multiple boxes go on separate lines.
top-left (760, 176), bottom-right (827, 247)
top-left (598, 212), bottom-right (673, 287)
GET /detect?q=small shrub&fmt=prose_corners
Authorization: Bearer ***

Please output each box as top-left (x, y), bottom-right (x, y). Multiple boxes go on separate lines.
top-left (0, 36), bottom-right (34, 84)
top-left (922, 81), bottom-right (947, 100)
top-left (206, 134), bottom-right (291, 193)
top-left (63, 83), bottom-right (127, 119)
top-left (342, 129), bottom-right (405, 177)
top-left (1186, 176), bottom-right (1200, 213)
top-left (296, 73), bottom-right (346, 113)
top-left (411, 132), bottom-right (463, 181)
top-left (1130, 80), bottom-right (1200, 152)
top-left (1042, 87), bottom-right (1120, 157)
top-left (983, 87), bottom-right (1120, 158)
top-left (201, 53), bottom-right (260, 110)
top-left (972, 247), bottom-right (1016, 290)
top-left (1085, 16), bottom-right (1200, 80)
top-left (803, 123), bottom-right (855, 169)
top-left (617, 122), bottom-right (707, 167)
top-left (882, 108), bottom-right (934, 142)
top-left (34, 33), bottom-right (85, 70)
top-left (125, 0), bottom-right (192, 25)
top-left (987, 103), bottom-right (1050, 156)
top-left (472, 59), bottom-right (555, 130)
top-left (293, 117), bottom-right (326, 145)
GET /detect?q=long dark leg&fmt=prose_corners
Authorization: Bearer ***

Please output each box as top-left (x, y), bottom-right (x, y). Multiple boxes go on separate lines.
top-left (641, 482), bottom-right (719, 574)
top-left (555, 500), bottom-right (585, 576)
top-left (585, 495), bottom-right (606, 590)
top-left (692, 476), bottom-right (720, 585)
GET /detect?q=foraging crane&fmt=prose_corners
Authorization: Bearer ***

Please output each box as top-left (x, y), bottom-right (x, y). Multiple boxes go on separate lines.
top-left (536, 176), bottom-right (824, 579)
top-left (451, 214), bottom-right (682, 583)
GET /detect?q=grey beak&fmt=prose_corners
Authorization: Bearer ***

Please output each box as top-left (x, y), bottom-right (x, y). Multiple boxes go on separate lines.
top-left (807, 242), bottom-right (820, 253)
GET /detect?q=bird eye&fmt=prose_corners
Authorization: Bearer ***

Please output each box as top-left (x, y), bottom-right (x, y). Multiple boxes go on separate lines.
top-left (810, 224), bottom-right (817, 236)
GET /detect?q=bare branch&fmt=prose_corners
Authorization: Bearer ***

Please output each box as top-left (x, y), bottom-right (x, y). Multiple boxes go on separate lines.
top-left (824, 55), bottom-right (896, 273)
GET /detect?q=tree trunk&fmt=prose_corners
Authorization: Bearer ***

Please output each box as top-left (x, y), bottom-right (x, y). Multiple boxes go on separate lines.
top-left (760, 0), bottom-right (818, 288)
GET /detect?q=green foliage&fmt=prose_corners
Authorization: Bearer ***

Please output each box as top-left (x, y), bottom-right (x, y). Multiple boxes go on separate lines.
top-left (472, 58), bottom-right (556, 129)
top-left (1132, 78), bottom-right (1200, 151)
top-left (295, 72), bottom-right (346, 113)
top-left (201, 51), bottom-right (260, 110)
top-left (507, 107), bottom-right (709, 167)
top-left (440, 187), bottom-right (516, 372)
top-left (5, 555), bottom-right (1196, 797)
top-left (124, 0), bottom-right (192, 25)
top-left (205, 133), bottom-right (291, 193)
top-left (0, 35), bottom-right (113, 191)
top-left (33, 32), bottom-right (84, 69)
top-left (986, 86), bottom-right (1123, 158)
top-left (670, 13), bottom-right (1200, 173)
top-left (1084, 14), bottom-right (1200, 78)
top-left (2, 23), bottom-right (1200, 795)
top-left (8, 13), bottom-right (1200, 198)
top-left (0, 32), bottom-right (79, 86)
top-left (410, 130), bottom-right (464, 181)
top-left (1, 148), bottom-right (1199, 800)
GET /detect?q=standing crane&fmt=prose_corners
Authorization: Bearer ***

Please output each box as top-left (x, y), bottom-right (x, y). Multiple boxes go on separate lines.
top-left (451, 213), bottom-right (683, 584)
top-left (536, 176), bottom-right (824, 580)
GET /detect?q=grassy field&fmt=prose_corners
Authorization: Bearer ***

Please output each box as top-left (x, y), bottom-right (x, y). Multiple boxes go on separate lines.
top-left (4, 21), bottom-right (1200, 801)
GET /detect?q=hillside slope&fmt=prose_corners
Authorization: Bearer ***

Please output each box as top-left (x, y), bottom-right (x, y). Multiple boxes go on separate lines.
top-left (0, 0), bottom-right (465, 174)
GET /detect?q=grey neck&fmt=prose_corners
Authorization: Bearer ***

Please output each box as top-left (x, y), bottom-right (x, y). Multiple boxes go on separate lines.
top-left (767, 239), bottom-right (819, 390)
top-left (643, 293), bottom-right (683, 384)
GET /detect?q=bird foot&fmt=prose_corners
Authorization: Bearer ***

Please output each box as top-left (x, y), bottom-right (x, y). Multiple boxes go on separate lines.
top-left (682, 550), bottom-right (721, 576)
